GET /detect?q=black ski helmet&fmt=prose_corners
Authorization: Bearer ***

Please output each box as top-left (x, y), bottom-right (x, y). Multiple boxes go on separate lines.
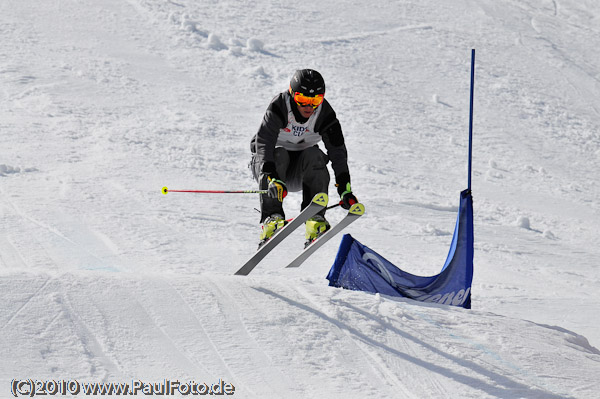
top-left (289, 69), bottom-right (325, 96)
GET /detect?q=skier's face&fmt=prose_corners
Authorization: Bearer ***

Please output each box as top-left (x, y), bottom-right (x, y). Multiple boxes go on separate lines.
top-left (297, 103), bottom-right (316, 118)
top-left (291, 91), bottom-right (323, 118)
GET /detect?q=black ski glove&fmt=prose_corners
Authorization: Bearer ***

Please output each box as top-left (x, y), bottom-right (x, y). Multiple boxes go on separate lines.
top-left (263, 162), bottom-right (287, 202)
top-left (267, 177), bottom-right (287, 202)
top-left (336, 175), bottom-right (358, 209)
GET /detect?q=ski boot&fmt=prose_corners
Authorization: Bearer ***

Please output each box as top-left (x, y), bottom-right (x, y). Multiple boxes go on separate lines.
top-left (304, 215), bottom-right (330, 248)
top-left (258, 214), bottom-right (286, 248)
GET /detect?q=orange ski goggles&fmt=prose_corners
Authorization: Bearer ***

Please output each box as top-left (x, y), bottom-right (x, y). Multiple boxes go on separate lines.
top-left (292, 91), bottom-right (324, 108)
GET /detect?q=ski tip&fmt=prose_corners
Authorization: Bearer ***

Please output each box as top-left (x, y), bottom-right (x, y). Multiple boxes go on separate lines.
top-left (349, 203), bottom-right (365, 216)
top-left (161, 186), bottom-right (169, 195)
top-left (312, 192), bottom-right (328, 207)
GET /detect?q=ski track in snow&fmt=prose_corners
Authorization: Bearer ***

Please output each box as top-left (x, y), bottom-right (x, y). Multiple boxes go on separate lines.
top-left (1, 0), bottom-right (600, 397)
top-left (292, 284), bottom-right (422, 398)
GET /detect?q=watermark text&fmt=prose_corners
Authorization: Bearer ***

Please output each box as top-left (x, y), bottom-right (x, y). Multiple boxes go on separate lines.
top-left (10, 379), bottom-right (235, 397)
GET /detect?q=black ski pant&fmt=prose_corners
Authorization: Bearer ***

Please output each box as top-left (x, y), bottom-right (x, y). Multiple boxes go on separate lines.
top-left (252, 146), bottom-right (329, 223)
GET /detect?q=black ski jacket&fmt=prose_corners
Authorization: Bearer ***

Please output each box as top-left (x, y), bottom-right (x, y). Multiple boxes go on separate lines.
top-left (250, 91), bottom-right (351, 185)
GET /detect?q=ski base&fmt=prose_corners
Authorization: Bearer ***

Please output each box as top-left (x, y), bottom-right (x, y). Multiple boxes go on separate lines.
top-left (234, 193), bottom-right (328, 276)
top-left (285, 202), bottom-right (365, 269)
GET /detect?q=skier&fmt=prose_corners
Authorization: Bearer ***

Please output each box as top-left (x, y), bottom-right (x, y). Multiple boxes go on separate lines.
top-left (250, 69), bottom-right (358, 246)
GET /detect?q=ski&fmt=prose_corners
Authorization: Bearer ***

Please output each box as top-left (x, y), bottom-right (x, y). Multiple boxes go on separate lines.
top-left (234, 193), bottom-right (329, 276)
top-left (285, 202), bottom-right (365, 269)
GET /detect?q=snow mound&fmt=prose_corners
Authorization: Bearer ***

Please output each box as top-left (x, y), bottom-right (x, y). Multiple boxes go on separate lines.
top-left (0, 271), bottom-right (597, 398)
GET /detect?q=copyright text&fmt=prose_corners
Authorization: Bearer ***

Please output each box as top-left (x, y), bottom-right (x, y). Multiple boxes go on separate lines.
top-left (10, 379), bottom-right (235, 397)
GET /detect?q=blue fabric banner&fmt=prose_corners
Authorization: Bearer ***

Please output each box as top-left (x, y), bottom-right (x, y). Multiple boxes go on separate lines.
top-left (327, 190), bottom-right (474, 308)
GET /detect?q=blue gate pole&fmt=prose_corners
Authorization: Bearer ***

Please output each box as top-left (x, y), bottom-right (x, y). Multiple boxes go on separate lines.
top-left (468, 49), bottom-right (476, 191)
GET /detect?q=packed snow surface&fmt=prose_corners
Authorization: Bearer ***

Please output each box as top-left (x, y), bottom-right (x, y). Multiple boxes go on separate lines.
top-left (1, 0), bottom-right (599, 398)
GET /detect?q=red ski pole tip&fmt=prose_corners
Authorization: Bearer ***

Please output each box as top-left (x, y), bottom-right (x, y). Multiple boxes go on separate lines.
top-left (162, 187), bottom-right (169, 195)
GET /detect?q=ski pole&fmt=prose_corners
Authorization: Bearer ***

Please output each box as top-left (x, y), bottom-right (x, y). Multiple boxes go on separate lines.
top-left (162, 186), bottom-right (268, 195)
top-left (279, 202), bottom-right (341, 224)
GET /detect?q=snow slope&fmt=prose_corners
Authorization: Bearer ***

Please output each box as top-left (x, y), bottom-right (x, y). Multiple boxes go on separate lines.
top-left (1, 0), bottom-right (599, 397)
